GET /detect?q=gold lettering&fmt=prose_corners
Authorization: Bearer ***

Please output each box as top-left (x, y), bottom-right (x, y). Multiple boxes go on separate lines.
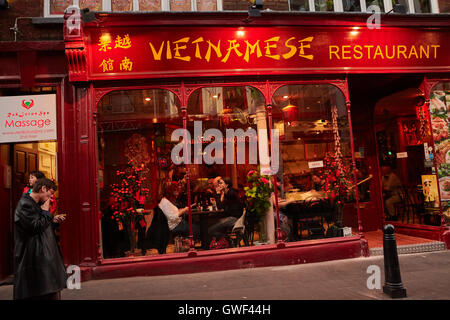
top-left (222, 40), bottom-right (243, 63)
top-left (173, 37), bottom-right (191, 62)
top-left (374, 46), bottom-right (384, 59)
top-left (408, 45), bottom-right (418, 59)
top-left (385, 45), bottom-right (395, 59)
top-left (341, 45), bottom-right (351, 60)
top-left (264, 37), bottom-right (280, 60)
top-left (99, 58), bottom-right (114, 72)
top-left (419, 45), bottom-right (429, 59)
top-left (119, 57), bottom-right (133, 71)
top-left (244, 40), bottom-right (262, 63)
top-left (364, 45), bottom-right (374, 59)
top-left (431, 45), bottom-right (440, 58)
top-left (166, 41), bottom-right (172, 59)
top-left (149, 41), bottom-right (165, 60)
top-left (192, 37), bottom-right (204, 59)
top-left (353, 45), bottom-right (363, 59)
top-left (205, 40), bottom-right (222, 62)
top-left (298, 37), bottom-right (313, 60)
top-left (397, 45), bottom-right (407, 59)
top-left (283, 37), bottom-right (297, 59)
top-left (329, 45), bottom-right (340, 59)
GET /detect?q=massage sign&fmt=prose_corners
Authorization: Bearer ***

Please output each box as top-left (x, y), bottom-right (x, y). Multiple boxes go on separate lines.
top-left (0, 94), bottom-right (57, 143)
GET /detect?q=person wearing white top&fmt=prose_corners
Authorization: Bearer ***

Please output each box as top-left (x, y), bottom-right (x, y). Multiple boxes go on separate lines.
top-left (158, 196), bottom-right (200, 239)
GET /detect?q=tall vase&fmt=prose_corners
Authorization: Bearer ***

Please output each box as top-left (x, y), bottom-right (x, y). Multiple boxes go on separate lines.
top-left (258, 219), bottom-right (266, 243)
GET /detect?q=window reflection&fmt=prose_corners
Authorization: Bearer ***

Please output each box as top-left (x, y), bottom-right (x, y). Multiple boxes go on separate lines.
top-left (272, 84), bottom-right (354, 240)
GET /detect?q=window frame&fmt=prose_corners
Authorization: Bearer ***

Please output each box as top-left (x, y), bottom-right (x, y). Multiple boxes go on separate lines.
top-left (288, 0), bottom-right (440, 12)
top-left (44, 0), bottom-right (223, 17)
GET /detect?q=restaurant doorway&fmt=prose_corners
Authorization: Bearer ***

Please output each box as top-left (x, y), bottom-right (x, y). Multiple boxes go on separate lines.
top-left (349, 74), bottom-right (442, 250)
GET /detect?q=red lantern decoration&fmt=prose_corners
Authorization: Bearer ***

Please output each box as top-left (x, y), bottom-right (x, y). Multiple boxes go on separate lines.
top-left (282, 104), bottom-right (298, 125)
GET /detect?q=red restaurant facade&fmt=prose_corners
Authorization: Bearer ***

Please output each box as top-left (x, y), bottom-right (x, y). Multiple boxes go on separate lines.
top-left (2, 9), bottom-right (450, 281)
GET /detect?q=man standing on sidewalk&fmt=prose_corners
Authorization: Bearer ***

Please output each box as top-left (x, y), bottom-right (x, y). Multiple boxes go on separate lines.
top-left (13, 178), bottom-right (67, 300)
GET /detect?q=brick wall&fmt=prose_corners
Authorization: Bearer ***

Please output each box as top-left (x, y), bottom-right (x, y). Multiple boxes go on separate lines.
top-left (0, 0), bottom-right (63, 42)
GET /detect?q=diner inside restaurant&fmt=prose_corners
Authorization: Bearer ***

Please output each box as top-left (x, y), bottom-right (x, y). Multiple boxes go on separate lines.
top-left (96, 79), bottom-right (449, 258)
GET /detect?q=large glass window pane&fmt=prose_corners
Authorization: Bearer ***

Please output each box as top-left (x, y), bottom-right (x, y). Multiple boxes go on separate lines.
top-left (393, 0), bottom-right (411, 13)
top-left (98, 89), bottom-right (181, 258)
top-left (290, 0), bottom-right (310, 11)
top-left (438, 0), bottom-right (450, 12)
top-left (187, 86), bottom-right (269, 248)
top-left (272, 84), bottom-right (354, 241)
top-left (431, 81), bottom-right (450, 226)
top-left (315, 0), bottom-right (334, 11)
top-left (343, 0), bottom-right (361, 11)
top-left (413, 0), bottom-right (431, 12)
top-left (365, 0), bottom-right (384, 11)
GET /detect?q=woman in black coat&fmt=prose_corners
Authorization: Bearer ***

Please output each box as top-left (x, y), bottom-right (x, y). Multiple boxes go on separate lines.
top-left (14, 179), bottom-right (67, 300)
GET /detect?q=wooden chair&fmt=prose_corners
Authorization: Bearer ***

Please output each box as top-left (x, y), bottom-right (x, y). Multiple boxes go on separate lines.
top-left (297, 197), bottom-right (325, 240)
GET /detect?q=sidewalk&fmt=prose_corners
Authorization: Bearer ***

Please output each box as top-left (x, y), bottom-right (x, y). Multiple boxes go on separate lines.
top-left (1, 250), bottom-right (449, 300)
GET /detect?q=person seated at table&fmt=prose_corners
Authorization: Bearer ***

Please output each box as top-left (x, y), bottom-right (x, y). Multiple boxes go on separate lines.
top-left (158, 183), bottom-right (200, 240)
top-left (208, 177), bottom-right (244, 242)
top-left (311, 173), bottom-right (326, 191)
top-left (381, 165), bottom-right (403, 221)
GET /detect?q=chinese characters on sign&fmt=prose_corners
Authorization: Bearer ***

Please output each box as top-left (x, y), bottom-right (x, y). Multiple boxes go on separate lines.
top-left (98, 34), bottom-right (133, 72)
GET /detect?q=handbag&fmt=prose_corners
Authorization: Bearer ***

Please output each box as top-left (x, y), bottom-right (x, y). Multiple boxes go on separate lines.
top-left (232, 209), bottom-right (246, 235)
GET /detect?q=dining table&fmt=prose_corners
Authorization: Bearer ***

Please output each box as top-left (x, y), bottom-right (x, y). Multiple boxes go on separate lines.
top-left (189, 209), bottom-right (225, 249)
top-left (277, 191), bottom-right (334, 240)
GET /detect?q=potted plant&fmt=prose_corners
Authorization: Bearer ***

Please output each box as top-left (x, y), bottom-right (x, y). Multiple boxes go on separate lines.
top-left (109, 159), bottom-right (150, 256)
top-left (244, 170), bottom-right (274, 243)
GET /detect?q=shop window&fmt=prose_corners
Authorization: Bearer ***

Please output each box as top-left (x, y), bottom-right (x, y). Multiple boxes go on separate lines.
top-left (97, 89), bottom-right (181, 258)
top-left (272, 84), bottom-right (355, 240)
top-left (413, 0), bottom-right (431, 12)
top-left (342, 0), bottom-right (361, 11)
top-left (365, 0), bottom-right (385, 11)
top-left (315, 0), bottom-right (335, 11)
top-left (430, 81), bottom-right (450, 226)
top-left (392, 0), bottom-right (411, 12)
top-left (290, 0), bottom-right (310, 11)
top-left (186, 86), bottom-right (271, 248)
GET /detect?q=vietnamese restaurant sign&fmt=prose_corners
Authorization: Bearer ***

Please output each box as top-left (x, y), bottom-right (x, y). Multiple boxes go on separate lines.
top-left (0, 94), bottom-right (57, 143)
top-left (85, 26), bottom-right (450, 79)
